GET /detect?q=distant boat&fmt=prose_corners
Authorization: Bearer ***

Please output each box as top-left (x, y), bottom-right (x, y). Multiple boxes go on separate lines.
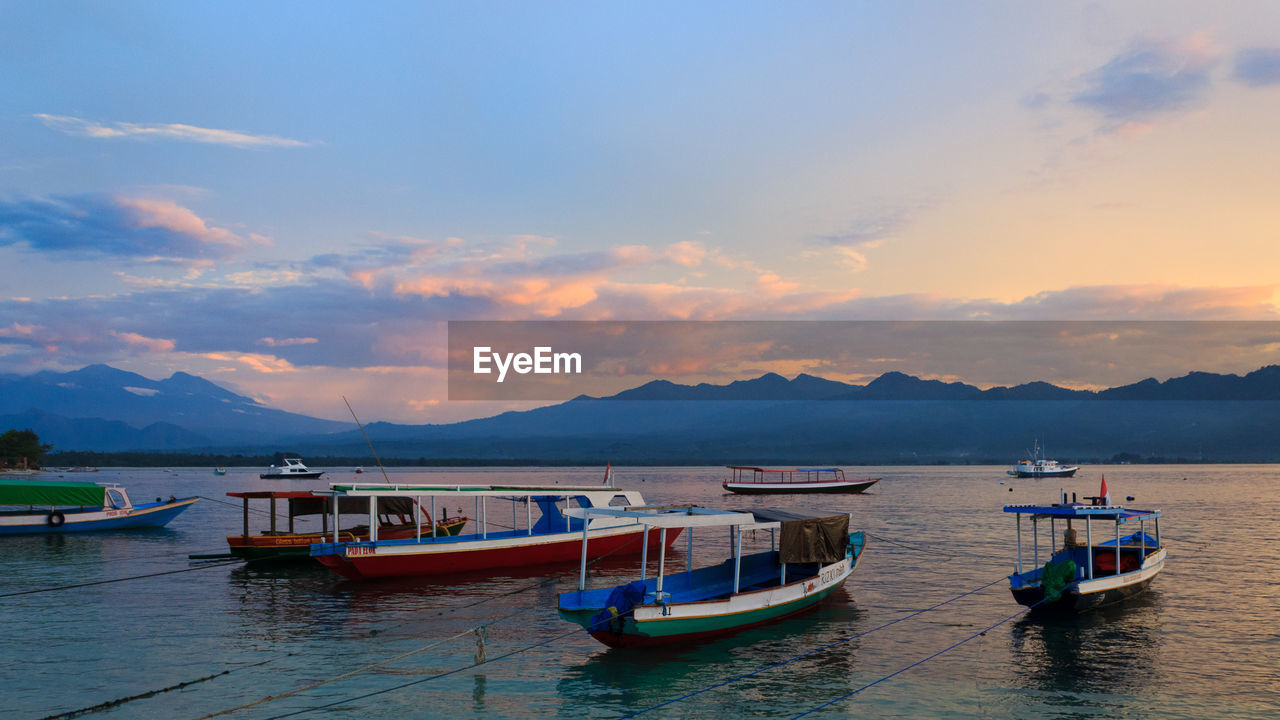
top-left (64, 467), bottom-right (99, 473)
top-left (559, 506), bottom-right (865, 648)
top-left (722, 466), bottom-right (879, 494)
top-left (1007, 440), bottom-right (1077, 478)
top-left (310, 481), bottom-right (677, 580)
top-left (224, 490), bottom-right (466, 562)
top-left (1004, 481), bottom-right (1165, 612)
top-left (0, 479), bottom-right (197, 535)
top-left (354, 466), bottom-right (364, 474)
top-left (260, 458), bottom-right (324, 480)
top-left (213, 467), bottom-right (227, 476)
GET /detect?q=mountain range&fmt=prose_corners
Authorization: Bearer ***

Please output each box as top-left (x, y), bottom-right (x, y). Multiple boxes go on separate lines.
top-left (4, 363), bottom-right (1280, 462)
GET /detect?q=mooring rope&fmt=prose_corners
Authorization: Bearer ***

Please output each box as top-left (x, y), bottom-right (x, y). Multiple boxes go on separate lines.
top-left (36, 659), bottom-right (277, 720)
top-left (0, 559), bottom-right (244, 598)
top-left (790, 596), bottom-right (1050, 718)
top-left (616, 575), bottom-right (1009, 719)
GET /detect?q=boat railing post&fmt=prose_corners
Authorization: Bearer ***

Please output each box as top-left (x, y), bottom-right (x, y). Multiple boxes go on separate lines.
top-left (526, 496), bottom-right (532, 536)
top-left (1139, 518), bottom-right (1145, 560)
top-left (1016, 513), bottom-right (1022, 575)
top-left (369, 495), bottom-right (378, 542)
top-left (640, 523), bottom-right (649, 586)
top-left (781, 562), bottom-right (787, 585)
top-left (481, 496), bottom-right (487, 539)
top-left (321, 499), bottom-right (327, 536)
top-left (686, 526), bottom-right (693, 581)
top-left (1033, 516), bottom-right (1039, 567)
top-left (1115, 518), bottom-right (1121, 574)
top-left (578, 513), bottom-right (589, 592)
top-left (1085, 516), bottom-right (1093, 580)
top-left (415, 495), bottom-right (422, 541)
top-left (431, 496), bottom-right (437, 540)
top-left (270, 496), bottom-right (277, 534)
top-left (1155, 517), bottom-right (1160, 549)
top-left (733, 526), bottom-right (742, 593)
top-left (656, 527), bottom-right (667, 597)
top-left (332, 496), bottom-right (339, 543)
top-left (242, 496), bottom-right (249, 542)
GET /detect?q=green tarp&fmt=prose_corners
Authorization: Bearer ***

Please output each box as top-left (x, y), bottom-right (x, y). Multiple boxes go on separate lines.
top-left (0, 478), bottom-right (106, 507)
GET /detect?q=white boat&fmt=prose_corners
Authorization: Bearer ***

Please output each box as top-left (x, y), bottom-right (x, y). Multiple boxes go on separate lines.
top-left (559, 506), bottom-right (864, 648)
top-left (260, 458), bottom-right (324, 480)
top-left (1005, 481), bottom-right (1165, 612)
top-left (309, 480), bottom-right (678, 580)
top-left (0, 478), bottom-right (197, 535)
top-left (1008, 440), bottom-right (1077, 478)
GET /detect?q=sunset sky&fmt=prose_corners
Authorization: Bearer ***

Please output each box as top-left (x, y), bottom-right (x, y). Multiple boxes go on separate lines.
top-left (3, 3), bottom-right (1280, 422)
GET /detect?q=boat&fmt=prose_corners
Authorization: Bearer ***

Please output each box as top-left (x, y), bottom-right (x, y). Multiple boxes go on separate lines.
top-left (213, 467), bottom-right (227, 476)
top-left (0, 478), bottom-right (198, 535)
top-left (64, 467), bottom-right (99, 473)
top-left (260, 458), bottom-right (324, 480)
top-left (310, 482), bottom-right (679, 580)
top-left (1004, 478), bottom-right (1165, 612)
top-left (1007, 440), bottom-right (1078, 478)
top-left (722, 466), bottom-right (879, 494)
top-left (559, 506), bottom-right (865, 648)
top-left (354, 466), bottom-right (364, 474)
top-left (224, 490), bottom-right (467, 562)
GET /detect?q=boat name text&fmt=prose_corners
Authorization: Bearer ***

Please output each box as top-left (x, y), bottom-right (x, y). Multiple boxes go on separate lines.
top-left (472, 346), bottom-right (583, 383)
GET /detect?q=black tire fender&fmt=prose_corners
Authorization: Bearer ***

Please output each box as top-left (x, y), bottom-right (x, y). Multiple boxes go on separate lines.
top-left (46, 511), bottom-right (66, 527)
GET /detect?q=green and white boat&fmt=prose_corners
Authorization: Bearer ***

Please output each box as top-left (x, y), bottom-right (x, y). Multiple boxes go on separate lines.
top-left (558, 505), bottom-right (865, 648)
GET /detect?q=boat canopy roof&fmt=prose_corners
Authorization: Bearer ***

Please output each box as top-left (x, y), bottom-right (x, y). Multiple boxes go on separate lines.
top-left (1004, 502), bottom-right (1160, 523)
top-left (726, 466), bottom-right (840, 473)
top-left (226, 490), bottom-right (414, 517)
top-left (0, 478), bottom-right (107, 506)
top-left (324, 483), bottom-right (624, 498)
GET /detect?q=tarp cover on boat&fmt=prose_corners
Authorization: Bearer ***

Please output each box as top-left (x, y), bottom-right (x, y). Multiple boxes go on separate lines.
top-left (0, 478), bottom-right (106, 507)
top-left (750, 508), bottom-right (849, 564)
top-left (288, 496), bottom-right (414, 517)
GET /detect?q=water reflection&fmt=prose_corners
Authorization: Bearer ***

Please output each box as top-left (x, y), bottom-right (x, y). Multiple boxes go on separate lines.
top-left (1009, 590), bottom-right (1163, 695)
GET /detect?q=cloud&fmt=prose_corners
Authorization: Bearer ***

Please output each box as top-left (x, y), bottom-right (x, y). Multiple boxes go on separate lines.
top-left (34, 114), bottom-right (310, 148)
top-left (1233, 47), bottom-right (1280, 87)
top-left (107, 330), bottom-right (175, 353)
top-left (257, 337), bottom-right (319, 348)
top-left (0, 194), bottom-right (251, 262)
top-left (1072, 35), bottom-right (1217, 131)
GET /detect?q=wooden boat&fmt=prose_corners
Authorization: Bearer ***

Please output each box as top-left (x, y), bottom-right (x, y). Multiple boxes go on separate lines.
top-left (260, 457), bottom-right (324, 480)
top-left (224, 490), bottom-right (467, 561)
top-left (1005, 480), bottom-right (1165, 612)
top-left (722, 466), bottom-right (879, 494)
top-left (310, 482), bottom-right (679, 580)
top-left (0, 478), bottom-right (197, 535)
top-left (559, 506), bottom-right (864, 648)
top-left (1007, 440), bottom-right (1078, 478)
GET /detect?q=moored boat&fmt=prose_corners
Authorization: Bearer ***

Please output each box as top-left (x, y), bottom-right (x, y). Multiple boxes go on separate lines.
top-left (0, 478), bottom-right (197, 535)
top-left (225, 490), bottom-right (467, 562)
top-left (722, 466), bottom-right (879, 494)
top-left (310, 481), bottom-right (679, 580)
top-left (559, 506), bottom-right (864, 648)
top-left (213, 467), bottom-right (227, 476)
top-left (260, 458), bottom-right (324, 480)
top-left (1005, 479), bottom-right (1165, 613)
top-left (1007, 440), bottom-right (1078, 478)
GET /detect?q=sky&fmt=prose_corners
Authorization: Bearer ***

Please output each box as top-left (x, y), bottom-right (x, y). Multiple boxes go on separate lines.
top-left (3, 2), bottom-right (1280, 422)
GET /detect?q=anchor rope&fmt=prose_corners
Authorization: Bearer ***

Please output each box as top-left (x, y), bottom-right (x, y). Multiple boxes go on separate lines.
top-left (0, 559), bottom-right (244, 598)
top-left (790, 595), bottom-right (1052, 718)
top-left (616, 575), bottom-right (1009, 718)
top-left (36, 658), bottom-right (277, 720)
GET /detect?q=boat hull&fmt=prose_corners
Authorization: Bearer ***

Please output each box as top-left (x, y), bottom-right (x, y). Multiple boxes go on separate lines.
top-left (312, 526), bottom-right (678, 580)
top-left (259, 471), bottom-right (325, 480)
top-left (227, 518), bottom-right (467, 561)
top-left (1011, 550), bottom-right (1165, 613)
top-left (0, 497), bottom-right (198, 535)
top-left (722, 479), bottom-right (879, 495)
top-left (1009, 468), bottom-right (1078, 478)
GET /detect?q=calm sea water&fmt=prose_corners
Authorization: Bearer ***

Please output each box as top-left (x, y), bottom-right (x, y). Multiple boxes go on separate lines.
top-left (2, 465), bottom-right (1276, 719)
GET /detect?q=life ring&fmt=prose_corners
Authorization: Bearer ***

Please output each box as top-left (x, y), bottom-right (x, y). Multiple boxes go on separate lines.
top-left (46, 511), bottom-right (66, 527)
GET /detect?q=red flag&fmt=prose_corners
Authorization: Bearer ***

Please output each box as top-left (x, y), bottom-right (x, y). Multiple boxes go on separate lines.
top-left (1100, 475), bottom-right (1111, 506)
top-left (603, 462), bottom-right (612, 486)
